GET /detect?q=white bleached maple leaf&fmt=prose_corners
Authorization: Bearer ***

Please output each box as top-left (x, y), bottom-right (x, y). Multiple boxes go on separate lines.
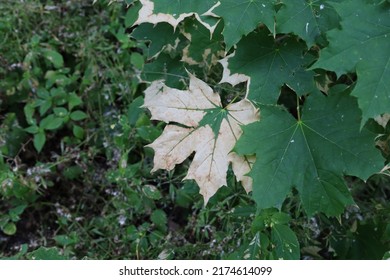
top-left (134, 0), bottom-right (220, 34)
top-left (143, 73), bottom-right (259, 203)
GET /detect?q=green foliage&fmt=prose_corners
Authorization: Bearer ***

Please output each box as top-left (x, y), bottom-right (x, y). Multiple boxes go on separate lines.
top-left (250, 209), bottom-right (300, 260)
top-left (0, 0), bottom-right (389, 261)
top-left (227, 29), bottom-right (317, 103)
top-left (236, 90), bottom-right (382, 216)
top-left (0, 0), bottom-right (151, 257)
top-left (131, 23), bottom-right (178, 58)
top-left (311, 0), bottom-right (390, 124)
top-left (129, 0), bottom-right (390, 260)
top-left (213, 0), bottom-right (275, 49)
top-left (275, 0), bottom-right (340, 47)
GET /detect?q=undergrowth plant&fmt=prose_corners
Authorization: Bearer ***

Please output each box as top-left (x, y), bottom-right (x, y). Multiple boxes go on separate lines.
top-left (0, 0), bottom-right (161, 259)
top-left (130, 0), bottom-right (390, 259)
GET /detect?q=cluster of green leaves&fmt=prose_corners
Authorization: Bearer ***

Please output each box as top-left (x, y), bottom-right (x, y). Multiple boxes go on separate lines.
top-left (1, 0), bottom-right (273, 261)
top-left (130, 0), bottom-right (390, 259)
top-left (0, 0), bottom-right (160, 258)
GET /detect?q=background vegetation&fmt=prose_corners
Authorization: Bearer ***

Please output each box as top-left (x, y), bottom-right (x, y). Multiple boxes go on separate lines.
top-left (0, 0), bottom-right (389, 260)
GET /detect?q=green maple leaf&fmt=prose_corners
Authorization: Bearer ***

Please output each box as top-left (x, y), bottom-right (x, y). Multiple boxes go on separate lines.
top-left (275, 0), bottom-right (340, 47)
top-left (131, 23), bottom-right (179, 58)
top-left (236, 90), bottom-right (383, 216)
top-left (212, 0), bottom-right (275, 50)
top-left (311, 0), bottom-right (390, 124)
top-left (141, 53), bottom-right (189, 89)
top-left (222, 29), bottom-right (316, 104)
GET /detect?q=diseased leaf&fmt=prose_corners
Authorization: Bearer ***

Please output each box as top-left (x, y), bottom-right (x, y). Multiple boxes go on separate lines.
top-left (221, 29), bottom-right (316, 104)
top-left (271, 224), bottom-right (300, 260)
top-left (243, 232), bottom-right (261, 260)
top-left (236, 90), bottom-right (383, 216)
top-left (311, 0), bottom-right (390, 124)
top-left (144, 73), bottom-right (259, 203)
top-left (276, 0), bottom-right (340, 47)
top-left (212, 0), bottom-right (275, 50)
top-left (143, 184), bottom-right (162, 200)
top-left (134, 0), bottom-right (220, 32)
top-left (182, 18), bottom-right (224, 67)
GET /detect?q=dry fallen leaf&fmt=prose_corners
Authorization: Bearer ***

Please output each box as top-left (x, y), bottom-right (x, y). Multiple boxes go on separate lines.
top-left (143, 73), bottom-right (259, 203)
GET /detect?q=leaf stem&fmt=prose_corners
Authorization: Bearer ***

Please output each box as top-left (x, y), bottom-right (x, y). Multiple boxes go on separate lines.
top-left (296, 95), bottom-right (301, 121)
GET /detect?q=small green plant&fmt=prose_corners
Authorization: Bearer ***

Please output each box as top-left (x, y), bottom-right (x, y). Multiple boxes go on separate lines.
top-left (0, 0), bottom-right (147, 254)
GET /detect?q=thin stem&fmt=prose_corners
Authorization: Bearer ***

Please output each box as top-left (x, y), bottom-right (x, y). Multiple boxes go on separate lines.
top-left (297, 95), bottom-right (301, 121)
